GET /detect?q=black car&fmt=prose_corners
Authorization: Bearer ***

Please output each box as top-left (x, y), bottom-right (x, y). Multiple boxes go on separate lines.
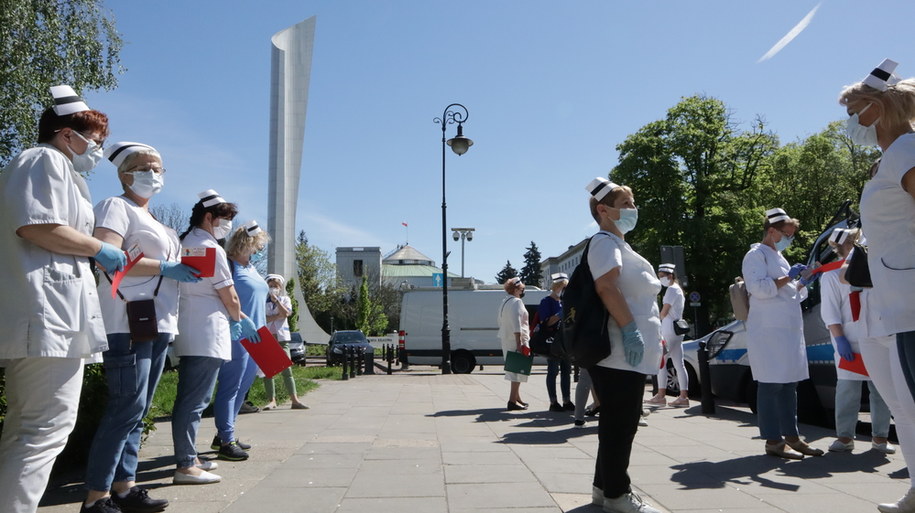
top-left (326, 330), bottom-right (374, 366)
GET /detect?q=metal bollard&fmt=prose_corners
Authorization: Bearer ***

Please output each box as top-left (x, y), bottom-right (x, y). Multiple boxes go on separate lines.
top-left (386, 344), bottom-right (393, 375)
top-left (349, 346), bottom-right (357, 379)
top-left (698, 341), bottom-right (716, 414)
top-left (364, 349), bottom-right (375, 374)
top-left (356, 348), bottom-right (364, 376)
top-left (341, 347), bottom-right (349, 381)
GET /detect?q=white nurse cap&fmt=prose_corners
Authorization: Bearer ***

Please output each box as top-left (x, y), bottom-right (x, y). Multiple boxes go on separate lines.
top-left (104, 142), bottom-right (158, 168)
top-left (658, 263), bottom-right (676, 274)
top-left (550, 272), bottom-right (569, 282)
top-left (586, 177), bottom-right (620, 202)
top-left (50, 85), bottom-right (90, 116)
top-left (242, 220), bottom-right (262, 236)
top-left (266, 274), bottom-right (285, 287)
top-left (765, 208), bottom-right (790, 224)
top-left (829, 228), bottom-right (850, 245)
top-left (863, 58), bottom-right (901, 91)
top-left (198, 189), bottom-right (226, 208)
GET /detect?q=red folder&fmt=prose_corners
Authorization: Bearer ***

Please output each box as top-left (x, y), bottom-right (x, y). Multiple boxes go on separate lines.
top-left (240, 326), bottom-right (293, 379)
top-left (838, 353), bottom-right (869, 377)
top-left (180, 247), bottom-right (216, 278)
top-left (111, 243), bottom-right (143, 298)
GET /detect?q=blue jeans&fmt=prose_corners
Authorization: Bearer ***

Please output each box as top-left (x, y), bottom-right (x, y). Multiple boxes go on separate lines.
top-left (214, 339), bottom-right (258, 443)
top-left (756, 381), bottom-right (799, 440)
top-left (897, 331), bottom-right (915, 404)
top-left (546, 358), bottom-right (571, 403)
top-left (172, 356), bottom-right (223, 469)
top-left (85, 333), bottom-right (170, 491)
top-left (835, 379), bottom-right (892, 439)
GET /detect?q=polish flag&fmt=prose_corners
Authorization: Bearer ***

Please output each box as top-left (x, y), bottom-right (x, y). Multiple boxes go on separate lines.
top-left (402, 222), bottom-right (408, 227)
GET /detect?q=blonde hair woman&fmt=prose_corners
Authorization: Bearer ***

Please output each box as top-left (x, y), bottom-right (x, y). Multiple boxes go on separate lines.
top-left (498, 277), bottom-right (530, 410)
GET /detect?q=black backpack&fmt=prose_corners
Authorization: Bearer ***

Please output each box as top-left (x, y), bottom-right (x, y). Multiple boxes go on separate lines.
top-left (554, 233), bottom-right (612, 367)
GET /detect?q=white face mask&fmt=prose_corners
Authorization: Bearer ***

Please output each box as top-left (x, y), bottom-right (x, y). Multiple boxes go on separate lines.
top-left (212, 218), bottom-right (233, 240)
top-left (69, 131), bottom-right (104, 173)
top-left (128, 170), bottom-right (164, 198)
top-left (659, 277), bottom-right (672, 288)
top-left (614, 208), bottom-right (638, 234)
top-left (269, 287), bottom-right (282, 296)
top-left (846, 103), bottom-right (880, 146)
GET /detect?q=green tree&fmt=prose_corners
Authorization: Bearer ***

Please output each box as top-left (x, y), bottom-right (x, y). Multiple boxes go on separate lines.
top-left (495, 260), bottom-right (518, 284)
top-left (356, 276), bottom-right (388, 335)
top-left (1, 0), bottom-right (123, 167)
top-left (294, 231), bottom-right (346, 332)
top-left (520, 241), bottom-right (543, 286)
top-left (611, 95), bottom-right (779, 327)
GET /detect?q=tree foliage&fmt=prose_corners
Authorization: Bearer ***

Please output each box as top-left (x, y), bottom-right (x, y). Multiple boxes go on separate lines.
top-left (294, 231), bottom-right (342, 317)
top-left (150, 202), bottom-right (188, 233)
top-left (520, 241), bottom-right (543, 286)
top-left (356, 276), bottom-right (388, 336)
top-left (1, 0), bottom-right (123, 166)
top-left (495, 260), bottom-right (518, 284)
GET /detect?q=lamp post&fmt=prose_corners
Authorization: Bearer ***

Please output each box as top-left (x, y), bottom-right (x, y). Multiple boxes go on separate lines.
top-left (451, 228), bottom-right (475, 278)
top-left (434, 103), bottom-right (473, 375)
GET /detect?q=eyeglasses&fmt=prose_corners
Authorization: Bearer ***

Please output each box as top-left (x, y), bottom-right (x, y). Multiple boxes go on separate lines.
top-left (71, 130), bottom-right (105, 149)
top-left (128, 166), bottom-right (166, 175)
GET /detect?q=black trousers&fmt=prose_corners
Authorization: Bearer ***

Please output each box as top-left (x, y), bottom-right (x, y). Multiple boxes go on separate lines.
top-left (589, 365), bottom-right (646, 499)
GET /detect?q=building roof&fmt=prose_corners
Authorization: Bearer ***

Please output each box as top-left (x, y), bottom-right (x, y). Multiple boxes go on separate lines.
top-left (382, 263), bottom-right (459, 278)
top-left (383, 245), bottom-right (435, 266)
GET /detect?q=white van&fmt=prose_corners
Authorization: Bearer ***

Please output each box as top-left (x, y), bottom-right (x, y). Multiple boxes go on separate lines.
top-left (400, 287), bottom-right (549, 373)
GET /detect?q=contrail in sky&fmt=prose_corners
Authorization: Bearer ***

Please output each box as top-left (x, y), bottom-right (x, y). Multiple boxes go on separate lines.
top-left (758, 2), bottom-right (821, 62)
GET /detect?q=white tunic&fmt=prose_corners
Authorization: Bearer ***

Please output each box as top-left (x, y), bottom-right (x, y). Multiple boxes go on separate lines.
top-left (860, 133), bottom-right (915, 337)
top-left (173, 228), bottom-right (233, 360)
top-left (660, 283), bottom-right (686, 342)
top-left (742, 243), bottom-right (808, 383)
top-left (266, 294), bottom-right (292, 342)
top-left (588, 232), bottom-right (663, 375)
top-left (0, 145), bottom-right (106, 359)
top-left (94, 196), bottom-right (181, 335)
top-left (819, 269), bottom-right (869, 381)
top-left (497, 295), bottom-right (529, 382)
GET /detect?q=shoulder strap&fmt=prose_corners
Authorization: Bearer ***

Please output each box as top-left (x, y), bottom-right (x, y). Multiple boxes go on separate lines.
top-left (103, 271), bottom-right (165, 302)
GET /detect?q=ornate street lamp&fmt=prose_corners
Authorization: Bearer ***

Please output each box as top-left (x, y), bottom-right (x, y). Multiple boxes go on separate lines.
top-left (434, 104), bottom-right (473, 374)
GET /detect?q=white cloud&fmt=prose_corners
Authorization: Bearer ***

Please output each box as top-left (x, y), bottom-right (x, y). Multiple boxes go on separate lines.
top-left (758, 3), bottom-right (821, 63)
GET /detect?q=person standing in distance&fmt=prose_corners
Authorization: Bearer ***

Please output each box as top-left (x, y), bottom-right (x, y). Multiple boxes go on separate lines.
top-left (0, 85), bottom-right (126, 513)
top-left (540, 272), bottom-right (573, 413)
top-left (646, 263), bottom-right (689, 408)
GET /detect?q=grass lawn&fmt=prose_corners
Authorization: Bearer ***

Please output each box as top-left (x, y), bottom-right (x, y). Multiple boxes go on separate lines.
top-left (149, 364), bottom-right (339, 419)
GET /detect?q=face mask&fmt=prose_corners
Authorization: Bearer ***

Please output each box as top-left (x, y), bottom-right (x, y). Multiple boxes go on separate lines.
top-left (660, 277), bottom-right (672, 287)
top-left (846, 103), bottom-right (879, 146)
top-left (269, 287), bottom-right (282, 296)
top-left (212, 218), bottom-right (233, 240)
top-left (614, 208), bottom-right (638, 234)
top-left (518, 290), bottom-right (525, 299)
top-left (69, 131), bottom-right (104, 173)
top-left (775, 234), bottom-right (794, 252)
top-left (128, 170), bottom-right (164, 198)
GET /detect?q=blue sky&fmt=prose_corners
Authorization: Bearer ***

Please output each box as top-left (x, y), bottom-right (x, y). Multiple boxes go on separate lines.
top-left (83, 0), bottom-right (915, 284)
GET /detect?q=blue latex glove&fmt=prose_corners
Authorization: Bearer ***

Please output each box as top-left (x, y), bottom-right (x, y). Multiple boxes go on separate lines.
top-left (799, 272), bottom-right (820, 287)
top-left (238, 317), bottom-right (261, 343)
top-left (229, 320), bottom-right (244, 341)
top-left (95, 242), bottom-right (127, 272)
top-left (787, 263), bottom-right (807, 280)
top-left (160, 261), bottom-right (201, 283)
top-left (620, 321), bottom-right (644, 367)
top-left (835, 335), bottom-right (854, 361)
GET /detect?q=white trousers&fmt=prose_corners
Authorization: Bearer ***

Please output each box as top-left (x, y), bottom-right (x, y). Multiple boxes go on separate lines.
top-left (658, 336), bottom-right (688, 392)
top-left (0, 358), bottom-right (84, 513)
top-left (860, 336), bottom-right (915, 487)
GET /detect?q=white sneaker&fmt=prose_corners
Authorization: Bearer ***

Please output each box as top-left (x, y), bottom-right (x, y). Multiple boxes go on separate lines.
top-left (638, 418), bottom-right (648, 427)
top-left (603, 492), bottom-right (661, 513)
top-left (873, 441), bottom-right (897, 454)
top-left (173, 469), bottom-right (221, 485)
top-left (196, 459), bottom-right (218, 471)
top-left (878, 487), bottom-right (915, 513)
top-left (592, 485), bottom-right (603, 506)
top-left (828, 439), bottom-right (854, 452)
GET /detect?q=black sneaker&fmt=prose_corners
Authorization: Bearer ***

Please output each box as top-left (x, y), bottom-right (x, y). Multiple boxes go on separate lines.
top-left (112, 487), bottom-right (169, 513)
top-left (239, 401), bottom-right (260, 414)
top-left (563, 401), bottom-right (575, 411)
top-left (217, 441), bottom-right (249, 461)
top-left (548, 402), bottom-right (564, 412)
top-left (574, 419), bottom-right (586, 428)
top-left (81, 497), bottom-right (122, 513)
top-left (212, 435), bottom-right (251, 451)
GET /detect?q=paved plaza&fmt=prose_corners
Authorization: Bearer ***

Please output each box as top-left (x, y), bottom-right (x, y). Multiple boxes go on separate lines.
top-left (40, 367), bottom-right (910, 513)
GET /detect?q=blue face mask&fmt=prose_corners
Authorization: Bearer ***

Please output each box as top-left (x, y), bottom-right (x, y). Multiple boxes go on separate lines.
top-left (615, 208), bottom-right (638, 234)
top-left (775, 234), bottom-right (794, 252)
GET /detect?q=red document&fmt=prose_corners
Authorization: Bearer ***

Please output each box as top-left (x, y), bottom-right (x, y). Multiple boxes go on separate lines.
top-left (111, 243), bottom-right (143, 298)
top-left (180, 247), bottom-right (216, 278)
top-left (240, 326), bottom-right (293, 379)
top-left (838, 353), bottom-right (869, 377)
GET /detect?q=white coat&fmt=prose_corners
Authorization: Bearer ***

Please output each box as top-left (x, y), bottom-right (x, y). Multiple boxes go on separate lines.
top-left (819, 269), bottom-right (869, 381)
top-left (498, 295), bottom-right (529, 382)
top-left (588, 232), bottom-right (663, 376)
top-left (742, 243), bottom-right (808, 383)
top-left (0, 145), bottom-right (107, 359)
top-left (660, 283), bottom-right (686, 344)
top-left (860, 133), bottom-right (915, 337)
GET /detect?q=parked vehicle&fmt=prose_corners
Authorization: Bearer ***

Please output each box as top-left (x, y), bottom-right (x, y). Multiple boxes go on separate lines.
top-left (400, 287), bottom-right (550, 373)
top-left (663, 338), bottom-right (701, 397)
top-left (326, 330), bottom-right (374, 366)
top-left (694, 202), bottom-right (860, 426)
top-left (288, 332), bottom-right (305, 365)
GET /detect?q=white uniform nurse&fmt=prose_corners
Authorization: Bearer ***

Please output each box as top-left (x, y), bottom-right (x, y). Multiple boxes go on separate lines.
top-left (742, 207), bottom-right (823, 460)
top-left (839, 59), bottom-right (915, 512)
top-left (819, 228), bottom-right (893, 454)
top-left (0, 86), bottom-right (126, 513)
top-left (584, 177), bottom-right (663, 513)
top-left (646, 263), bottom-right (689, 408)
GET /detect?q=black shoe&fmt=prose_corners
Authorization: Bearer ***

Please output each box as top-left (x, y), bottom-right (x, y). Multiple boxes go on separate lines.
top-left (574, 419), bottom-right (586, 427)
top-left (112, 487), bottom-right (168, 513)
top-left (563, 401), bottom-right (575, 411)
top-left (506, 401), bottom-right (528, 411)
top-left (212, 434), bottom-right (252, 451)
top-left (239, 401), bottom-right (260, 414)
top-left (235, 438), bottom-right (251, 450)
top-left (81, 497), bottom-right (122, 513)
top-left (549, 402), bottom-right (564, 412)
top-left (585, 405), bottom-right (600, 417)
top-left (217, 442), bottom-right (249, 461)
